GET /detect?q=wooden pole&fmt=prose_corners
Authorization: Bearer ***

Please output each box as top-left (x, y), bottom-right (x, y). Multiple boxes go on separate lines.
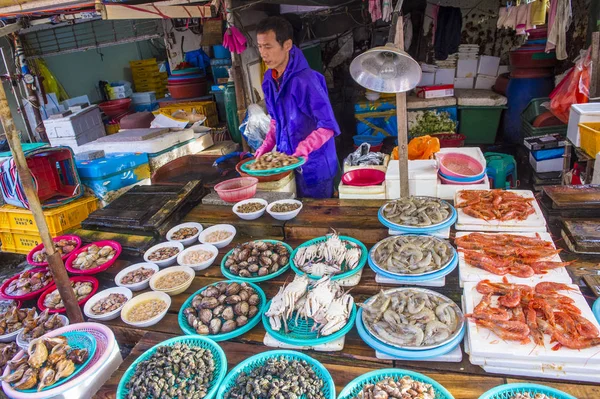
top-left (0, 81), bottom-right (84, 323)
top-left (393, 15), bottom-right (409, 197)
top-left (591, 32), bottom-right (599, 100)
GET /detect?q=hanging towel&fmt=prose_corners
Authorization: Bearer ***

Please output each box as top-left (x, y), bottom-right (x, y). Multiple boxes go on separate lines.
top-left (431, 4), bottom-right (439, 46)
top-left (515, 4), bottom-right (528, 34)
top-left (530, 0), bottom-right (549, 25)
top-left (547, 0), bottom-right (572, 60)
top-left (504, 5), bottom-right (517, 30)
top-left (434, 6), bottom-right (462, 61)
top-left (497, 7), bottom-right (508, 29)
top-left (546, 0), bottom-right (559, 52)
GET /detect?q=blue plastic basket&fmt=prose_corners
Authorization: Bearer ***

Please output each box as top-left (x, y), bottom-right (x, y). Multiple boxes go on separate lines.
top-left (220, 240), bottom-right (292, 283)
top-left (356, 308), bottom-right (464, 359)
top-left (216, 350), bottom-right (336, 399)
top-left (178, 280), bottom-right (266, 341)
top-left (262, 297), bottom-right (357, 346)
top-left (14, 331), bottom-right (96, 393)
top-left (117, 335), bottom-right (227, 399)
top-left (240, 156), bottom-right (306, 176)
top-left (290, 235), bottom-right (368, 281)
top-left (368, 251), bottom-right (458, 282)
top-left (478, 383), bottom-right (577, 399)
top-left (378, 200), bottom-right (457, 233)
top-left (593, 298), bottom-right (600, 324)
top-left (338, 368), bottom-right (455, 399)
top-left (439, 170), bottom-right (486, 182)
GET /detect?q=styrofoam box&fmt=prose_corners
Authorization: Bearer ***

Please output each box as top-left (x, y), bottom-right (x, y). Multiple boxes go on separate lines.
top-left (528, 152), bottom-right (563, 173)
top-left (386, 159), bottom-right (438, 199)
top-left (474, 74), bottom-right (496, 90)
top-left (435, 68), bottom-right (455, 85)
top-left (48, 123), bottom-right (106, 151)
top-left (43, 106), bottom-right (102, 139)
top-left (419, 72), bottom-right (435, 86)
top-left (457, 59), bottom-right (478, 78)
top-left (477, 55), bottom-right (500, 77)
top-left (567, 103), bottom-right (600, 147)
top-left (454, 77), bottom-right (474, 89)
top-left (339, 181), bottom-right (386, 200)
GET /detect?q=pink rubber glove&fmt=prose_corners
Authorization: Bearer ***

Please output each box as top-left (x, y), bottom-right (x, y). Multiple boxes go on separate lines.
top-left (292, 128), bottom-right (335, 161)
top-left (254, 119), bottom-right (276, 159)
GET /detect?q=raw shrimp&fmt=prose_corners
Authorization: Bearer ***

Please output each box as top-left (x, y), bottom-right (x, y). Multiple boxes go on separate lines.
top-left (535, 282), bottom-right (577, 295)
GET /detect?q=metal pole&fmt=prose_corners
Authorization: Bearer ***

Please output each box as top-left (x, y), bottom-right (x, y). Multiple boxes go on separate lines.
top-left (0, 82), bottom-right (83, 323)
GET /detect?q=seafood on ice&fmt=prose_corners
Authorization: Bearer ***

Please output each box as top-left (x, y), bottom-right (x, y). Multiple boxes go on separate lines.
top-left (293, 230), bottom-right (362, 277)
top-left (0, 335), bottom-right (88, 392)
top-left (372, 235), bottom-right (454, 275)
top-left (468, 279), bottom-right (600, 350)
top-left (456, 232), bottom-right (570, 278)
top-left (351, 376), bottom-right (436, 399)
top-left (381, 197), bottom-right (452, 227)
top-left (265, 275), bottom-right (354, 337)
top-left (457, 189), bottom-right (535, 221)
top-left (360, 288), bottom-right (463, 348)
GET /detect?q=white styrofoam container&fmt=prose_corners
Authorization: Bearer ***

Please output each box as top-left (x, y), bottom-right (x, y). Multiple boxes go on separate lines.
top-left (434, 68), bottom-right (456, 85)
top-left (477, 55), bottom-right (500, 77)
top-left (528, 152), bottom-right (563, 173)
top-left (131, 91), bottom-right (157, 104)
top-left (497, 65), bottom-right (510, 75)
top-left (418, 72), bottom-right (435, 86)
top-left (454, 77), bottom-right (474, 89)
top-left (386, 159), bottom-right (438, 199)
top-left (457, 59), bottom-right (478, 78)
top-left (48, 123), bottom-right (106, 152)
top-left (474, 74), bottom-right (496, 90)
top-left (339, 181), bottom-right (386, 199)
top-left (43, 106), bottom-right (103, 139)
top-left (567, 103), bottom-right (600, 147)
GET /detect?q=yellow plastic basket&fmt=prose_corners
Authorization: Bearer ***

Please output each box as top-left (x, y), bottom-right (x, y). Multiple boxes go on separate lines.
top-left (579, 122), bottom-right (600, 158)
top-left (129, 58), bottom-right (157, 68)
top-left (0, 228), bottom-right (61, 254)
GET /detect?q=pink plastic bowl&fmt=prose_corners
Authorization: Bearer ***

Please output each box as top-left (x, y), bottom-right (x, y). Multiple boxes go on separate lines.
top-left (439, 174), bottom-right (485, 185)
top-left (438, 153), bottom-right (485, 179)
top-left (342, 169), bottom-right (385, 186)
top-left (214, 177), bottom-right (259, 203)
top-left (27, 235), bottom-right (82, 267)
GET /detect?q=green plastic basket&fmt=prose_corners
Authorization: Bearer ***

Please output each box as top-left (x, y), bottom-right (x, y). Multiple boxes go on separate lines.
top-left (338, 369), bottom-right (455, 399)
top-left (216, 350), bottom-right (336, 399)
top-left (220, 240), bottom-right (292, 283)
top-left (15, 331), bottom-right (96, 393)
top-left (116, 335), bottom-right (227, 399)
top-left (478, 383), bottom-right (577, 399)
top-left (290, 235), bottom-right (367, 281)
top-left (262, 297), bottom-right (357, 346)
top-left (521, 97), bottom-right (567, 137)
top-left (240, 156), bottom-right (306, 176)
top-left (178, 280), bottom-right (266, 341)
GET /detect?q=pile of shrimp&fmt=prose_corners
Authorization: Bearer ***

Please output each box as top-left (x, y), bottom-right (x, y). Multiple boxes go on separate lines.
top-left (468, 279), bottom-right (600, 350)
top-left (456, 233), bottom-right (573, 278)
top-left (457, 190), bottom-right (536, 221)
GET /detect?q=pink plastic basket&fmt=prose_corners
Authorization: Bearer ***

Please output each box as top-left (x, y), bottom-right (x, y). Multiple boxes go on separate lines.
top-left (37, 276), bottom-right (99, 313)
top-left (214, 177), bottom-right (258, 203)
top-left (439, 174), bottom-right (485, 185)
top-left (438, 153), bottom-right (485, 178)
top-left (2, 322), bottom-right (115, 399)
top-left (26, 235), bottom-right (82, 267)
top-left (64, 240), bottom-right (122, 275)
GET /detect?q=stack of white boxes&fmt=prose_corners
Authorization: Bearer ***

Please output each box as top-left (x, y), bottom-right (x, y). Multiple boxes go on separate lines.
top-left (475, 55), bottom-right (500, 90)
top-left (434, 55), bottom-right (458, 85)
top-left (455, 45), bottom-right (479, 89)
top-left (43, 105), bottom-right (106, 153)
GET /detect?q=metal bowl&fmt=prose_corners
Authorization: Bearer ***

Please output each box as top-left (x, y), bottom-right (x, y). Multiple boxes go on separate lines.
top-left (369, 235), bottom-right (456, 277)
top-left (361, 287), bottom-right (464, 351)
top-left (379, 196), bottom-right (455, 230)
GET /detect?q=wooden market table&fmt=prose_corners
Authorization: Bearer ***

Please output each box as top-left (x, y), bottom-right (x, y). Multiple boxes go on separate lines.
top-left (93, 199), bottom-right (600, 399)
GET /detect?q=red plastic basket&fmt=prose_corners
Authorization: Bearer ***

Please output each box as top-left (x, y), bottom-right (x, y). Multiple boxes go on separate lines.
top-left (65, 240), bottom-right (122, 275)
top-left (26, 235), bottom-right (82, 267)
top-left (27, 148), bottom-right (81, 204)
top-left (37, 276), bottom-right (99, 314)
top-left (0, 268), bottom-right (55, 301)
top-left (432, 133), bottom-right (466, 148)
top-left (99, 99), bottom-right (132, 117)
top-left (214, 177), bottom-right (258, 203)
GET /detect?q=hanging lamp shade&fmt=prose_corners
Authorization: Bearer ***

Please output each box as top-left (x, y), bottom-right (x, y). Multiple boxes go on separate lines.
top-left (350, 44), bottom-right (421, 93)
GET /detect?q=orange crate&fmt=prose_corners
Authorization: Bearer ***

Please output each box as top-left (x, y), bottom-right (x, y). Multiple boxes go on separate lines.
top-left (579, 122), bottom-right (600, 158)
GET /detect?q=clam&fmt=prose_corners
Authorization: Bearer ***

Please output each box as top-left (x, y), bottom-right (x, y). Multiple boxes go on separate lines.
top-left (98, 246), bottom-right (113, 257)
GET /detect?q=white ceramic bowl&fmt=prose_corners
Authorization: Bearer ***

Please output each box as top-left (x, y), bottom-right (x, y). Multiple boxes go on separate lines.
top-left (16, 314), bottom-right (68, 350)
top-left (166, 222), bottom-right (203, 246)
top-left (198, 224), bottom-right (236, 249)
top-left (266, 200), bottom-right (303, 221)
top-left (149, 266), bottom-right (195, 296)
top-left (232, 198), bottom-right (268, 220)
top-left (177, 244), bottom-right (219, 271)
top-left (143, 241), bottom-right (184, 267)
top-left (115, 262), bottom-right (160, 291)
top-left (120, 291), bottom-right (171, 328)
top-left (83, 287), bottom-right (133, 321)
top-left (0, 309), bottom-right (36, 343)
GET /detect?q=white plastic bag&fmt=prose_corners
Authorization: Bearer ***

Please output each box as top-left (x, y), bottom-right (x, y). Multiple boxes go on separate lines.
top-left (239, 104), bottom-right (271, 151)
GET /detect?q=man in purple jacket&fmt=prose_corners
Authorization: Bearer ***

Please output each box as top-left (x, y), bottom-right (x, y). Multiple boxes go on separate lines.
top-left (254, 16), bottom-right (340, 198)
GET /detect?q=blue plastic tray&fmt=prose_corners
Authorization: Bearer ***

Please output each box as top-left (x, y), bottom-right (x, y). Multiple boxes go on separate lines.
top-left (220, 240), bottom-right (292, 283)
top-left (16, 331), bottom-right (96, 393)
top-left (216, 350), bottom-right (336, 399)
top-left (338, 368), bottom-right (455, 399)
top-left (117, 335), bottom-right (227, 399)
top-left (368, 251), bottom-right (458, 282)
top-left (478, 383), bottom-right (577, 399)
top-left (262, 298), bottom-right (357, 346)
top-left (356, 308), bottom-right (464, 359)
top-left (240, 156), bottom-right (306, 176)
top-left (378, 200), bottom-right (457, 233)
top-left (593, 298), bottom-right (600, 324)
top-left (178, 280), bottom-right (266, 341)
top-left (290, 235), bottom-right (368, 281)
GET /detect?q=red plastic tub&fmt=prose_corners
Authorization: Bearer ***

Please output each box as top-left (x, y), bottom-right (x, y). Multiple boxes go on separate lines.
top-left (37, 276), bottom-right (99, 314)
top-left (27, 235), bottom-right (82, 267)
top-left (438, 153), bottom-right (485, 178)
top-left (99, 99), bottom-right (132, 117)
top-left (214, 177), bottom-right (259, 203)
top-left (168, 82), bottom-right (208, 99)
top-left (0, 268), bottom-right (54, 301)
top-left (432, 133), bottom-right (466, 148)
top-left (342, 169), bottom-right (385, 187)
top-left (65, 240), bottom-right (122, 275)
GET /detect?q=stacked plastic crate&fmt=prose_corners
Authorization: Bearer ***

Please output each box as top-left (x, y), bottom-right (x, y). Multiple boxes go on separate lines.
top-left (129, 58), bottom-right (167, 99)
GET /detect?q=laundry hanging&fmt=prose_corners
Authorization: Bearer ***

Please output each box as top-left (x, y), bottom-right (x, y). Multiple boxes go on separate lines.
top-left (530, 0), bottom-right (549, 25)
top-left (434, 6), bottom-right (462, 61)
top-left (547, 0), bottom-right (572, 60)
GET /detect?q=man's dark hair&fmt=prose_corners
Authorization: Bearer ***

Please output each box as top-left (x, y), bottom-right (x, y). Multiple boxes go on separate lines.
top-left (256, 16), bottom-right (294, 47)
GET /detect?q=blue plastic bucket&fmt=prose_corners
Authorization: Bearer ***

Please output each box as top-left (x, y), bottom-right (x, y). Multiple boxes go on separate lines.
top-left (213, 45), bottom-right (232, 60)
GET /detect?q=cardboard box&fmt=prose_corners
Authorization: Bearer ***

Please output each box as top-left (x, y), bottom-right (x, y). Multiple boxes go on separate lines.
top-left (435, 68), bottom-right (456, 85)
top-left (415, 85), bottom-right (454, 99)
top-left (454, 77), bottom-right (474, 89)
top-left (477, 56), bottom-right (500, 77)
top-left (419, 72), bottom-right (435, 86)
top-left (457, 59), bottom-right (478, 78)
